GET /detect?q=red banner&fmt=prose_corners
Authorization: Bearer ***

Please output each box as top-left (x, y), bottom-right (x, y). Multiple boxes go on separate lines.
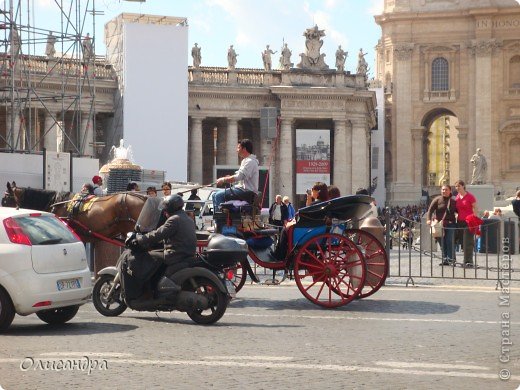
top-left (296, 160), bottom-right (330, 174)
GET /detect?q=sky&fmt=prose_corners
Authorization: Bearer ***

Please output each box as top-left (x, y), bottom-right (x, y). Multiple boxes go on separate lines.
top-left (27, 0), bottom-right (384, 76)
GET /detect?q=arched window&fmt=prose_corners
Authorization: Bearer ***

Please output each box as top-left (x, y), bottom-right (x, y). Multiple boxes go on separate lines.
top-left (431, 57), bottom-right (449, 91)
top-left (509, 55), bottom-right (520, 88)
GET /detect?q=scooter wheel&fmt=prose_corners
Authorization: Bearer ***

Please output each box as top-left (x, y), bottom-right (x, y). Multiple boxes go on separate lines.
top-left (92, 274), bottom-right (127, 317)
top-left (186, 277), bottom-right (228, 325)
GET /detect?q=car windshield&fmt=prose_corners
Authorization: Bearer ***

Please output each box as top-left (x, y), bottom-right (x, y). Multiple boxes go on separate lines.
top-left (15, 215), bottom-right (79, 245)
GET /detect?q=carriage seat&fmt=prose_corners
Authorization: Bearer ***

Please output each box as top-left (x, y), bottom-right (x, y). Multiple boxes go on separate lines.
top-left (222, 188), bottom-right (259, 206)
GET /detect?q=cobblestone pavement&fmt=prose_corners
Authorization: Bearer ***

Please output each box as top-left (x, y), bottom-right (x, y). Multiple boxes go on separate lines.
top-left (1, 283), bottom-right (519, 390)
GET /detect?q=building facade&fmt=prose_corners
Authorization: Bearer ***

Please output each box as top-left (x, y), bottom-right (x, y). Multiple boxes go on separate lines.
top-left (375, 0), bottom-right (520, 204)
top-left (187, 28), bottom-right (377, 206)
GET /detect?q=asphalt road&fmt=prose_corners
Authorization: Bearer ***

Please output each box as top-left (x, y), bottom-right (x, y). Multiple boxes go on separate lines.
top-left (1, 283), bottom-right (519, 390)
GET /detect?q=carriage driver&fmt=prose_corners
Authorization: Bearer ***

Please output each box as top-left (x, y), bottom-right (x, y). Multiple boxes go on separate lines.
top-left (125, 194), bottom-right (197, 299)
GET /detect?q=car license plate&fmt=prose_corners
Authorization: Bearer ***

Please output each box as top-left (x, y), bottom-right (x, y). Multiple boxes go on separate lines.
top-left (225, 280), bottom-right (236, 298)
top-left (57, 278), bottom-right (81, 291)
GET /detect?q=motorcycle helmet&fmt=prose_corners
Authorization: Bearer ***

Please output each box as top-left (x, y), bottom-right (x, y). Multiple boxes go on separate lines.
top-left (161, 194), bottom-right (184, 214)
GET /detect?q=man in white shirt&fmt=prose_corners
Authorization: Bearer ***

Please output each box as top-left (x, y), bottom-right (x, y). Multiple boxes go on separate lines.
top-left (212, 139), bottom-right (259, 211)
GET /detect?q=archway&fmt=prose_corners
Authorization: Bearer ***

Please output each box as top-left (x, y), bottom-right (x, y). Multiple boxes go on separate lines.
top-left (421, 108), bottom-right (459, 191)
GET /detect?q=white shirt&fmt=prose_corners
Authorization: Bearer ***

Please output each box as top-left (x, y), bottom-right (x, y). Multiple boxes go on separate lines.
top-left (233, 154), bottom-right (259, 192)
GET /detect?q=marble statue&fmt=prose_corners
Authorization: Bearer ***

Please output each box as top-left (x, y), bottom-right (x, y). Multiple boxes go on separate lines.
top-left (45, 32), bottom-right (56, 58)
top-left (191, 43), bottom-right (201, 68)
top-left (82, 33), bottom-right (93, 61)
top-left (280, 43), bottom-right (293, 70)
top-left (357, 48), bottom-right (368, 76)
top-left (335, 45), bottom-right (347, 72)
top-left (262, 45), bottom-right (276, 71)
top-left (9, 24), bottom-right (21, 56)
top-left (227, 45), bottom-right (237, 70)
top-left (297, 25), bottom-right (328, 70)
top-left (470, 148), bottom-right (487, 184)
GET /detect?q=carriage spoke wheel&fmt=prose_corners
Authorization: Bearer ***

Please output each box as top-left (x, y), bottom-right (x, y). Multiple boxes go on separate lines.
top-left (294, 233), bottom-right (366, 308)
top-left (224, 258), bottom-right (247, 293)
top-left (344, 229), bottom-right (388, 298)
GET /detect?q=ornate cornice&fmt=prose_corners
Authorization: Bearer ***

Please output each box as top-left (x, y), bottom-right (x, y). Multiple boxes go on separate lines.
top-left (393, 43), bottom-right (414, 61)
top-left (468, 39), bottom-right (502, 57)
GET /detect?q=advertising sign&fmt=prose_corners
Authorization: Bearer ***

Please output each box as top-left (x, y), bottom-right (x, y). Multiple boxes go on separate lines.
top-left (296, 129), bottom-right (330, 194)
top-left (45, 151), bottom-right (71, 192)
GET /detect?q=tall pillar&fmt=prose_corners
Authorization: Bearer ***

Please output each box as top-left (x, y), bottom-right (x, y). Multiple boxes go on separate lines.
top-left (278, 118), bottom-right (294, 201)
top-left (44, 111), bottom-right (57, 152)
top-left (411, 127), bottom-right (425, 186)
top-left (472, 39), bottom-right (499, 181)
top-left (81, 112), bottom-right (94, 156)
top-left (333, 119), bottom-right (348, 194)
top-left (457, 126), bottom-right (469, 182)
top-left (216, 125), bottom-right (226, 165)
top-left (345, 120), bottom-right (352, 194)
top-left (190, 117), bottom-right (203, 184)
top-left (7, 110), bottom-right (21, 150)
top-left (351, 118), bottom-right (369, 192)
top-left (226, 118), bottom-right (239, 165)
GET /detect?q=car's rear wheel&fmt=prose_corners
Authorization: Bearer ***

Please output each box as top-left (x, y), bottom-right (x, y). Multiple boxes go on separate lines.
top-left (0, 288), bottom-right (15, 331)
top-left (36, 305), bottom-right (79, 325)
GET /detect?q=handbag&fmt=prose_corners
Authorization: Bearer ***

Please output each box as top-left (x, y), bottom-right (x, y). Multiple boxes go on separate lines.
top-left (430, 220), bottom-right (444, 238)
top-left (430, 202), bottom-right (450, 238)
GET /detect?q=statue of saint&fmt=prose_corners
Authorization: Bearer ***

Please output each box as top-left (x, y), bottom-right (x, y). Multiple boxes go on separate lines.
top-left (335, 45), bottom-right (347, 72)
top-left (470, 148), bottom-right (487, 185)
top-left (356, 48), bottom-right (368, 76)
top-left (262, 45), bottom-right (276, 71)
top-left (45, 32), bottom-right (56, 58)
top-left (110, 139), bottom-right (133, 161)
top-left (227, 45), bottom-right (238, 70)
top-left (191, 43), bottom-right (201, 68)
top-left (280, 43), bottom-right (293, 70)
top-left (82, 33), bottom-right (93, 61)
top-left (9, 24), bottom-right (21, 56)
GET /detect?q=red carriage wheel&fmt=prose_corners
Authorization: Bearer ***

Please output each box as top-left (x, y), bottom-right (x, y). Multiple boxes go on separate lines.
top-left (224, 258), bottom-right (247, 293)
top-left (343, 229), bottom-right (388, 298)
top-left (294, 233), bottom-right (366, 308)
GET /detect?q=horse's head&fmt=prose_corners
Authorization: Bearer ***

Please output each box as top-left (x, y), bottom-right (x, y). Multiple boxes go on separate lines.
top-left (2, 181), bottom-right (19, 208)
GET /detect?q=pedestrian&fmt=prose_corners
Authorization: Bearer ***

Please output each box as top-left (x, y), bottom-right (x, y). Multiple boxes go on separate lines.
top-left (161, 182), bottom-right (172, 197)
top-left (146, 186), bottom-right (157, 197)
top-left (306, 182), bottom-right (329, 206)
top-left (188, 189), bottom-right (201, 201)
top-left (283, 196), bottom-right (295, 220)
top-left (328, 185), bottom-right (341, 199)
top-left (91, 175), bottom-right (105, 196)
top-left (512, 190), bottom-right (520, 218)
top-left (126, 182), bottom-right (140, 192)
top-left (269, 194), bottom-right (288, 227)
top-left (454, 180), bottom-right (478, 267)
top-left (426, 184), bottom-right (457, 265)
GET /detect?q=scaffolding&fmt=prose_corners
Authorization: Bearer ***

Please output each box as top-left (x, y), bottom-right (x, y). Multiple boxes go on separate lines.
top-left (0, 0), bottom-right (102, 156)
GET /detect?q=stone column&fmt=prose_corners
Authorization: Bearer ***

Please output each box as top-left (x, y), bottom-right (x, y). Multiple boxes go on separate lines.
top-left (190, 117), bottom-right (203, 184)
top-left (43, 111), bottom-right (57, 152)
top-left (471, 39), bottom-right (499, 181)
top-left (333, 119), bottom-right (348, 194)
top-left (393, 43), bottom-right (414, 186)
top-left (345, 120), bottom-right (352, 194)
top-left (216, 126), bottom-right (226, 165)
top-left (456, 126), bottom-right (469, 182)
top-left (411, 127), bottom-right (425, 186)
top-left (7, 110), bottom-right (22, 150)
top-left (81, 112), bottom-right (94, 156)
top-left (278, 118), bottom-right (294, 201)
top-left (351, 118), bottom-right (368, 192)
top-left (226, 118), bottom-right (239, 165)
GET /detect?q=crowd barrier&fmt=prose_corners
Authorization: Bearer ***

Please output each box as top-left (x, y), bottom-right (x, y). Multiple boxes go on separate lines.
top-left (385, 213), bottom-right (519, 287)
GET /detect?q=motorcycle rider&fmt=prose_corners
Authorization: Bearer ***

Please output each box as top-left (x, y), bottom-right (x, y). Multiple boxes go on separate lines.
top-left (126, 194), bottom-right (197, 300)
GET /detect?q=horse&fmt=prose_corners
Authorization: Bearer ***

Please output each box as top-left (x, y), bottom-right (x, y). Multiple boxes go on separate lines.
top-left (3, 181), bottom-right (147, 242)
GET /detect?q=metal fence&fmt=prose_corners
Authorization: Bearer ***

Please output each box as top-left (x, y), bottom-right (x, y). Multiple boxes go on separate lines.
top-left (385, 213), bottom-right (519, 287)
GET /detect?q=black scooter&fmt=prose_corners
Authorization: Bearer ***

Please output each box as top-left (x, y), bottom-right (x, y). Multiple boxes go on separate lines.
top-left (92, 197), bottom-right (247, 325)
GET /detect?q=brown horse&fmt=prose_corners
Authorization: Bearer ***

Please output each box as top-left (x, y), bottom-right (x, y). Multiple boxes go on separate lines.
top-left (3, 181), bottom-right (147, 241)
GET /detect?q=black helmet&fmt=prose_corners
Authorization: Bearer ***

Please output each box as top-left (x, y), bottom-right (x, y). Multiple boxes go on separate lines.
top-left (161, 194), bottom-right (184, 214)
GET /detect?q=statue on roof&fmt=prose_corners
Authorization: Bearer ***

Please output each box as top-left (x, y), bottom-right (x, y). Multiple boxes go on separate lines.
top-left (297, 25), bottom-right (329, 70)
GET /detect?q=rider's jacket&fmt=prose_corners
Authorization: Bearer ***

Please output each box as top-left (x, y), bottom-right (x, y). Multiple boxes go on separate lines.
top-left (136, 210), bottom-right (197, 264)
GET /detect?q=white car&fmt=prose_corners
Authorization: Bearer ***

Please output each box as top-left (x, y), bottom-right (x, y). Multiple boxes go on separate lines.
top-left (0, 207), bottom-right (92, 330)
top-left (184, 200), bottom-right (215, 231)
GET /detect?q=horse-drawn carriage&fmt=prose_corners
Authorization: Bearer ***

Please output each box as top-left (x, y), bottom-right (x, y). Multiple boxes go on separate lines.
top-left (205, 193), bottom-right (389, 308)
top-left (3, 181), bottom-right (388, 309)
